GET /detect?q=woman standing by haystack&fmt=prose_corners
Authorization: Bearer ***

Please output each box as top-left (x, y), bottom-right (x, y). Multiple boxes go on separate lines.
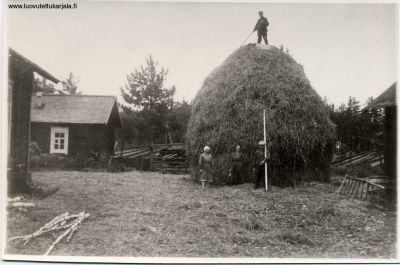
top-left (229, 145), bottom-right (244, 185)
top-left (198, 146), bottom-right (213, 189)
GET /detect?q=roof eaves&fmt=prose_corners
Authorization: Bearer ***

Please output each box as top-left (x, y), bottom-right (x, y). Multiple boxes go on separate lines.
top-left (9, 48), bottom-right (60, 83)
top-left (105, 97), bottom-right (118, 126)
top-left (364, 82), bottom-right (396, 111)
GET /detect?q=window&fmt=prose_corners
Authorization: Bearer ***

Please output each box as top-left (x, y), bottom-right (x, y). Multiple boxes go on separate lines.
top-left (50, 127), bottom-right (69, 154)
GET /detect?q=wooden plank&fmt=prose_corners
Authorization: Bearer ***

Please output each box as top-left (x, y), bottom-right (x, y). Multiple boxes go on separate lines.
top-left (332, 151), bottom-right (357, 163)
top-left (333, 153), bottom-right (372, 166)
top-left (153, 156), bottom-right (187, 160)
top-left (353, 181), bottom-right (361, 199)
top-left (342, 178), bottom-right (349, 194)
top-left (344, 178), bottom-right (352, 194)
top-left (346, 178), bottom-right (354, 196)
top-left (113, 148), bottom-right (149, 158)
top-left (346, 178), bottom-right (354, 195)
top-left (118, 143), bottom-right (184, 150)
top-left (152, 159), bottom-right (187, 162)
top-left (350, 154), bottom-right (379, 166)
top-left (332, 152), bottom-right (367, 165)
top-left (124, 151), bottom-right (152, 159)
top-left (349, 179), bottom-right (358, 197)
top-left (364, 180), bottom-right (385, 189)
top-left (154, 167), bottom-right (189, 171)
top-left (154, 167), bottom-right (190, 171)
top-left (362, 182), bottom-right (368, 199)
top-left (153, 160), bottom-right (187, 163)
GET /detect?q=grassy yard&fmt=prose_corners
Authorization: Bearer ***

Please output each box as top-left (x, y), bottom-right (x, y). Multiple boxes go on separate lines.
top-left (6, 170), bottom-right (397, 258)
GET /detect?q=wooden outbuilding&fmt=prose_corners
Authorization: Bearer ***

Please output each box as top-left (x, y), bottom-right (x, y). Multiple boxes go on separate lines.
top-left (365, 82), bottom-right (397, 208)
top-left (30, 95), bottom-right (122, 157)
top-left (366, 82), bottom-right (397, 179)
top-left (7, 48), bottom-right (59, 194)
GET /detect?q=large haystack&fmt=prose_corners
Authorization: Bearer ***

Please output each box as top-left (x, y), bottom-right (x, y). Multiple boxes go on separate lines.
top-left (186, 44), bottom-right (335, 186)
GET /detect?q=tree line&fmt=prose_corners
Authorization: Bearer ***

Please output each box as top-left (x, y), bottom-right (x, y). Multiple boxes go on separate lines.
top-left (324, 96), bottom-right (384, 154)
top-left (35, 58), bottom-right (383, 152)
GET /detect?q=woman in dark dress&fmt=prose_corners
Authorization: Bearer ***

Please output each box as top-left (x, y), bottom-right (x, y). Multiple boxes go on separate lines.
top-left (229, 145), bottom-right (243, 185)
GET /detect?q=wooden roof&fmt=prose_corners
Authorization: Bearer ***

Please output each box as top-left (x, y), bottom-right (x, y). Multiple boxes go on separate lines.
top-left (9, 48), bottom-right (59, 83)
top-left (31, 95), bottom-right (122, 127)
top-left (366, 82), bottom-right (397, 110)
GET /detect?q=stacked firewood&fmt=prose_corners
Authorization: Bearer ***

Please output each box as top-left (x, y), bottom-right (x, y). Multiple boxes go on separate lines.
top-left (7, 196), bottom-right (35, 210)
top-left (8, 211), bottom-right (90, 255)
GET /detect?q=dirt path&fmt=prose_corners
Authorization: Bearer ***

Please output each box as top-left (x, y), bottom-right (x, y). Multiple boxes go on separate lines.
top-left (6, 171), bottom-right (397, 258)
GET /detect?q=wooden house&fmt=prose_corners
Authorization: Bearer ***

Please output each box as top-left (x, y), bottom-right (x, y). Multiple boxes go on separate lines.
top-left (30, 95), bottom-right (122, 157)
top-left (8, 48), bottom-right (59, 194)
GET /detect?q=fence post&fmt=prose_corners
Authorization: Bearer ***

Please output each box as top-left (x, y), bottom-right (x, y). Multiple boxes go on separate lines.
top-left (350, 178), bottom-right (358, 198)
top-left (354, 180), bottom-right (361, 199)
top-left (344, 177), bottom-right (351, 194)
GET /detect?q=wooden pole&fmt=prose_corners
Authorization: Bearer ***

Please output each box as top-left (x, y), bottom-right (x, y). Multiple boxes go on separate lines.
top-left (140, 154), bottom-right (144, 172)
top-left (263, 109), bottom-right (268, 192)
top-left (353, 180), bottom-right (361, 199)
top-left (168, 132), bottom-right (173, 145)
top-left (344, 176), bottom-right (351, 194)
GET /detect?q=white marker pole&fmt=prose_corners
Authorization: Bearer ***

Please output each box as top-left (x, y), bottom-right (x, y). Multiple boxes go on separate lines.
top-left (263, 109), bottom-right (268, 192)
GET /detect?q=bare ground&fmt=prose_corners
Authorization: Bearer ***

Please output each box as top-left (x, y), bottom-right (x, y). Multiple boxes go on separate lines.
top-left (5, 171), bottom-right (397, 258)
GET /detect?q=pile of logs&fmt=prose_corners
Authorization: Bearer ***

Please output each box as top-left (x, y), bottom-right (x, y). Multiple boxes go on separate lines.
top-left (7, 196), bottom-right (35, 211)
top-left (8, 211), bottom-right (90, 255)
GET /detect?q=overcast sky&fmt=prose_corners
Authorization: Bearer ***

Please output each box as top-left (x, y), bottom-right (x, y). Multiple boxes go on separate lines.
top-left (5, 1), bottom-right (398, 106)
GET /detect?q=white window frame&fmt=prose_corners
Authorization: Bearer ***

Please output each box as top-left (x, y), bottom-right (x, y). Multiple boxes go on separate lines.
top-left (50, 127), bottom-right (69, 154)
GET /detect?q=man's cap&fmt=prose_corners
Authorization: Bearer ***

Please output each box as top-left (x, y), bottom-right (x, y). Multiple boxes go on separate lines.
top-left (204, 146), bottom-right (211, 151)
top-left (258, 11), bottom-right (263, 14)
top-left (258, 141), bottom-right (266, 146)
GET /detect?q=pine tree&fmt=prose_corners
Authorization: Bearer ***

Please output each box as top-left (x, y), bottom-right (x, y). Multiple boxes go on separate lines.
top-left (60, 72), bottom-right (81, 95)
top-left (120, 56), bottom-right (176, 143)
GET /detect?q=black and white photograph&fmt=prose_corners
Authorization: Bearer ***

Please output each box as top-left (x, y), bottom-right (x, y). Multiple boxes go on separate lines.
top-left (1, 0), bottom-right (398, 262)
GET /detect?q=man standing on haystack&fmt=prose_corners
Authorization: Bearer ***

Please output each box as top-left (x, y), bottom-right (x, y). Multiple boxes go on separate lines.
top-left (253, 11), bottom-right (269, 45)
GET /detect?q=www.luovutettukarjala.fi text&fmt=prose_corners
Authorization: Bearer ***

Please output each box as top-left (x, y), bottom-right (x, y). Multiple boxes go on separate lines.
top-left (8, 3), bottom-right (77, 10)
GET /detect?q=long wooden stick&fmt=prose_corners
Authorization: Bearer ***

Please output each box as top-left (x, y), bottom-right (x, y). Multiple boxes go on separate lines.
top-left (9, 202), bottom-right (35, 208)
top-left (8, 213), bottom-right (69, 244)
top-left (44, 212), bottom-right (90, 255)
top-left (263, 109), bottom-right (268, 192)
top-left (240, 31), bottom-right (254, 46)
top-left (44, 225), bottom-right (73, 255)
top-left (9, 212), bottom-right (89, 252)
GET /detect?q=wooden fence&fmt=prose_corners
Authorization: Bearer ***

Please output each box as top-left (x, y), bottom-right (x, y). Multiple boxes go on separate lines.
top-left (338, 176), bottom-right (387, 205)
top-left (332, 151), bottom-right (384, 168)
top-left (112, 143), bottom-right (189, 174)
top-left (152, 156), bottom-right (189, 174)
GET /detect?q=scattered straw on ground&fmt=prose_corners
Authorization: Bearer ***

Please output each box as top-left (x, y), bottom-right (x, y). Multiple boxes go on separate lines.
top-left (6, 171), bottom-right (396, 258)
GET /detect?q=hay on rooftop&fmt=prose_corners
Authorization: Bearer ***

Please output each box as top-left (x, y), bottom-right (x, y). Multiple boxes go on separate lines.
top-left (186, 44), bottom-right (336, 186)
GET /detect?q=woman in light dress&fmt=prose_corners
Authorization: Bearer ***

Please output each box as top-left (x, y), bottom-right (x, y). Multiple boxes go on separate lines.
top-left (198, 146), bottom-right (213, 188)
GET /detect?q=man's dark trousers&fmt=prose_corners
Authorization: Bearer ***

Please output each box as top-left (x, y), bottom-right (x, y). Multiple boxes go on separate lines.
top-left (254, 164), bottom-right (265, 189)
top-left (257, 30), bottom-right (268, 45)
